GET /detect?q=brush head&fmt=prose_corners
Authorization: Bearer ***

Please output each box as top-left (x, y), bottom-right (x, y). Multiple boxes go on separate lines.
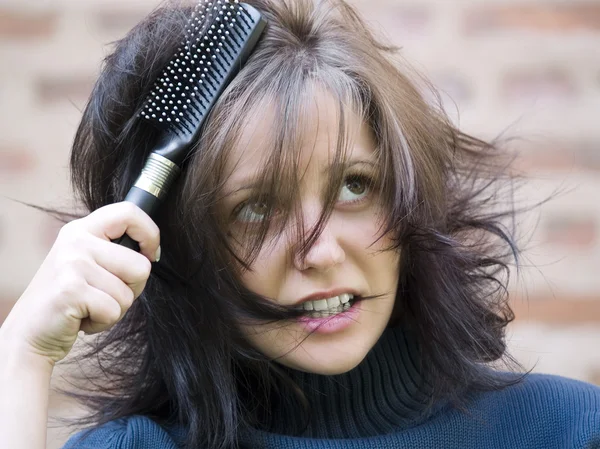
top-left (140, 1), bottom-right (266, 145)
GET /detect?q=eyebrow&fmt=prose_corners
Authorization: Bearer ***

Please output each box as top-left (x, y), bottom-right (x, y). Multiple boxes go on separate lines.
top-left (222, 159), bottom-right (378, 198)
top-left (324, 159), bottom-right (376, 174)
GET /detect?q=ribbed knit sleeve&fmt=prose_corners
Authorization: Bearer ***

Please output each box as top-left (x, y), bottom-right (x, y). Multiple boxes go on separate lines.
top-left (61, 415), bottom-right (180, 449)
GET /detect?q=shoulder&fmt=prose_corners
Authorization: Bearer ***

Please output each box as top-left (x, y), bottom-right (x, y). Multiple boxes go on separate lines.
top-left (62, 415), bottom-right (180, 449)
top-left (472, 371), bottom-right (600, 414)
top-left (464, 372), bottom-right (600, 444)
top-left (506, 372), bottom-right (600, 410)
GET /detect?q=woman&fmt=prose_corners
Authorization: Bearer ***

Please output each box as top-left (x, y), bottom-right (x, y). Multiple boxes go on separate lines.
top-left (1, 0), bottom-right (598, 448)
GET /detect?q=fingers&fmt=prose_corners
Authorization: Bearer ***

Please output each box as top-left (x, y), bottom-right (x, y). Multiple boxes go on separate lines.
top-left (87, 238), bottom-right (152, 292)
top-left (78, 286), bottom-right (126, 335)
top-left (80, 202), bottom-right (161, 262)
top-left (84, 263), bottom-right (136, 314)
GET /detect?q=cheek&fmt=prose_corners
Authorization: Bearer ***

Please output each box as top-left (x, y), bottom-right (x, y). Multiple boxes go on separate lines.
top-left (238, 237), bottom-right (289, 299)
top-left (339, 213), bottom-right (400, 280)
top-left (336, 210), bottom-right (388, 250)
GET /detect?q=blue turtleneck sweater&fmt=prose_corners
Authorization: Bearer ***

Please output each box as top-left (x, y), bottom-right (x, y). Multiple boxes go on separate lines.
top-left (62, 327), bottom-right (600, 448)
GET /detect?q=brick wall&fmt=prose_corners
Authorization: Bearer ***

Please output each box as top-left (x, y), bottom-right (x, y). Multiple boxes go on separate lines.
top-left (1, 1), bottom-right (600, 448)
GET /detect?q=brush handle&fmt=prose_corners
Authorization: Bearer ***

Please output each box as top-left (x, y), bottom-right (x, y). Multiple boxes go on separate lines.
top-left (113, 152), bottom-right (181, 251)
top-left (113, 186), bottom-right (162, 251)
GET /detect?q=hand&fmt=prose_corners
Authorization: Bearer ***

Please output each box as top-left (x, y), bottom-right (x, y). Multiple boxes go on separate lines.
top-left (0, 202), bottom-right (160, 366)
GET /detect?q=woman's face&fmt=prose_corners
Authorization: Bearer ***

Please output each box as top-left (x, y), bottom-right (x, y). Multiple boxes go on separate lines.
top-left (220, 89), bottom-right (400, 375)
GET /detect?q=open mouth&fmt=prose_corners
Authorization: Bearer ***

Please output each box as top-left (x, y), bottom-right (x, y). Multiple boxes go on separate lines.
top-left (300, 295), bottom-right (360, 319)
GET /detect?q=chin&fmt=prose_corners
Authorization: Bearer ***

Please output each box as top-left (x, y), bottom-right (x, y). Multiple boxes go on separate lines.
top-left (292, 359), bottom-right (364, 376)
top-left (279, 354), bottom-right (368, 375)
top-left (275, 328), bottom-right (383, 375)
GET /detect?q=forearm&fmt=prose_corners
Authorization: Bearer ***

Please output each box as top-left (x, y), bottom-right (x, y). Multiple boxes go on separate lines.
top-left (0, 335), bottom-right (54, 449)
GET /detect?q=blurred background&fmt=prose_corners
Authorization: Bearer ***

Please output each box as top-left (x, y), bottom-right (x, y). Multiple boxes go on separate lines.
top-left (1, 0), bottom-right (599, 447)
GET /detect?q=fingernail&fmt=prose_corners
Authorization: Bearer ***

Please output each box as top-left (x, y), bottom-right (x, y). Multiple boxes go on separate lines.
top-left (155, 245), bottom-right (161, 263)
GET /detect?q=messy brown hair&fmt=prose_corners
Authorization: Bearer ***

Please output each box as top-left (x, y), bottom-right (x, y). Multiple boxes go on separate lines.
top-left (58, 1), bottom-right (522, 448)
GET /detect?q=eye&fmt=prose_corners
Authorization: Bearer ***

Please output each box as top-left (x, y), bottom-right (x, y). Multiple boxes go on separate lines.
top-left (234, 198), bottom-right (271, 223)
top-left (338, 174), bottom-right (371, 203)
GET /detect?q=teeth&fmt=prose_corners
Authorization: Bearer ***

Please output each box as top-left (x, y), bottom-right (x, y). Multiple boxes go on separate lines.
top-left (302, 294), bottom-right (355, 314)
top-left (313, 299), bottom-right (329, 311)
top-left (327, 296), bottom-right (341, 307)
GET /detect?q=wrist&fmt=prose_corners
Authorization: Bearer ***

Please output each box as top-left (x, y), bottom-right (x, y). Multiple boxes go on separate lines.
top-left (0, 331), bottom-right (55, 377)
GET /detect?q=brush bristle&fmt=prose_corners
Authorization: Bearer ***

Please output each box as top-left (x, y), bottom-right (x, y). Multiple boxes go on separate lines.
top-left (140, 0), bottom-right (265, 140)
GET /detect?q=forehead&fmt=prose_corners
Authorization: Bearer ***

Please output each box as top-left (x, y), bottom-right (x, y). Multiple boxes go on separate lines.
top-left (222, 85), bottom-right (376, 187)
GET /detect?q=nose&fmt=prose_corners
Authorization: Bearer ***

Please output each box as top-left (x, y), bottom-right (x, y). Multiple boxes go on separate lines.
top-left (292, 219), bottom-right (346, 272)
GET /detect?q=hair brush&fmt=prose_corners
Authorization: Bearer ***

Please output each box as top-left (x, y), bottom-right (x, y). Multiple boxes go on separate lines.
top-left (114, 0), bottom-right (267, 250)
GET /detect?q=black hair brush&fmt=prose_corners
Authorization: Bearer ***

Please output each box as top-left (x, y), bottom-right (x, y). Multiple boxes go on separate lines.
top-left (115, 0), bottom-right (266, 250)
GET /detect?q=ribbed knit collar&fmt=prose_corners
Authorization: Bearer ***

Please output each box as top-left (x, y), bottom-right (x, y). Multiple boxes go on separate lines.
top-left (166, 326), bottom-right (443, 445)
top-left (260, 325), bottom-right (437, 439)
